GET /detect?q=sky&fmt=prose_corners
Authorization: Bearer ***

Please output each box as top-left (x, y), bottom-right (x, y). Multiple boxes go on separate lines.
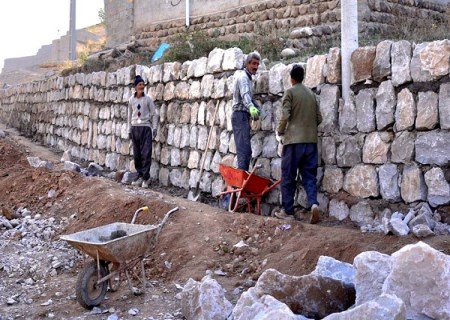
top-left (0, 0), bottom-right (104, 70)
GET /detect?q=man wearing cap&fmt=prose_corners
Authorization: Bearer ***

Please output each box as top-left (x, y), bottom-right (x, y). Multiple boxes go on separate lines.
top-left (275, 64), bottom-right (322, 223)
top-left (232, 51), bottom-right (261, 171)
top-left (128, 75), bottom-right (158, 188)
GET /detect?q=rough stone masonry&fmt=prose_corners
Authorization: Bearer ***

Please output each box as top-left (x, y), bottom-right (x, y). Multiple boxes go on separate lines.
top-left (1, 39), bottom-right (450, 219)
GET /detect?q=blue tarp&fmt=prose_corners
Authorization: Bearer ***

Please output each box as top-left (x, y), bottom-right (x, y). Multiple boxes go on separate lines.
top-left (151, 43), bottom-right (171, 63)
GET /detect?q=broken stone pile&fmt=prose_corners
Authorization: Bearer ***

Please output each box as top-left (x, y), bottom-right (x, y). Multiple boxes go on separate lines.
top-left (179, 241), bottom-right (450, 320)
top-left (0, 207), bottom-right (183, 320)
top-left (0, 207), bottom-right (81, 308)
top-left (330, 200), bottom-right (450, 237)
top-left (380, 202), bottom-right (450, 237)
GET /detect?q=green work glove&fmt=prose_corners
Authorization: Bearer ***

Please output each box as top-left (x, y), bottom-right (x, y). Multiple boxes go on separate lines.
top-left (249, 104), bottom-right (260, 120)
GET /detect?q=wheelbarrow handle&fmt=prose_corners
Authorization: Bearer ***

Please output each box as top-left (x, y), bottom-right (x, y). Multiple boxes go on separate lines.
top-left (131, 206), bottom-right (149, 224)
top-left (157, 207), bottom-right (179, 230)
top-left (131, 206), bottom-right (179, 225)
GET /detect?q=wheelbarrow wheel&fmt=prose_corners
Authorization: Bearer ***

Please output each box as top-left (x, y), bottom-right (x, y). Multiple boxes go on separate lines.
top-left (76, 260), bottom-right (108, 309)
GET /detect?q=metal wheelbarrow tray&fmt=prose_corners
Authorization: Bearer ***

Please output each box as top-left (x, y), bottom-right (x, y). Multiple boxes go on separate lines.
top-left (60, 222), bottom-right (158, 264)
top-left (218, 164), bottom-right (281, 214)
top-left (60, 206), bottom-right (178, 310)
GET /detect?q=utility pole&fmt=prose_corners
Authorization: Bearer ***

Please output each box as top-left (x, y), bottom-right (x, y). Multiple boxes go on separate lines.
top-left (185, 0), bottom-right (190, 27)
top-left (341, 0), bottom-right (358, 102)
top-left (69, 0), bottom-right (77, 61)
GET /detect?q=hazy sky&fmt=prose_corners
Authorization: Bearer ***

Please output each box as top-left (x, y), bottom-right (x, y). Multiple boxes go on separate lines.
top-left (0, 0), bottom-right (104, 70)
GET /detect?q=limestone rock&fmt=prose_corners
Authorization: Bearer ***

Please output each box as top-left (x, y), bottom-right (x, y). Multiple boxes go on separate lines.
top-left (343, 165), bottom-right (379, 198)
top-left (375, 80), bottom-right (396, 130)
top-left (323, 294), bottom-right (405, 320)
top-left (400, 163), bottom-right (427, 203)
top-left (383, 242), bottom-right (450, 319)
top-left (251, 269), bottom-right (355, 319)
top-left (391, 40), bottom-right (412, 87)
top-left (411, 40), bottom-right (450, 82)
top-left (373, 40), bottom-right (393, 82)
top-left (181, 276), bottom-right (233, 320)
top-left (351, 47), bottom-right (376, 84)
top-left (304, 54), bottom-right (327, 88)
top-left (328, 199), bottom-right (349, 221)
top-left (353, 251), bottom-right (392, 305)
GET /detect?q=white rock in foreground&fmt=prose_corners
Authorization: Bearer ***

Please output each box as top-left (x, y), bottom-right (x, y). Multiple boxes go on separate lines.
top-left (382, 241), bottom-right (450, 319)
top-left (180, 276), bottom-right (232, 320)
top-left (323, 293), bottom-right (405, 320)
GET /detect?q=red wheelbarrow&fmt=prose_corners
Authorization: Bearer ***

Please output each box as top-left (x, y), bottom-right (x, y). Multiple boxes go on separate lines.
top-left (217, 164), bottom-right (281, 214)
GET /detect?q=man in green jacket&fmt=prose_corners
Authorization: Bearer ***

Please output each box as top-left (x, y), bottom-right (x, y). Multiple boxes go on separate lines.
top-left (275, 64), bottom-right (322, 223)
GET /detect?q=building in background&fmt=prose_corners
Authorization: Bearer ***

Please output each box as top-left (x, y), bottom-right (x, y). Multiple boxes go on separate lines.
top-left (0, 25), bottom-right (105, 86)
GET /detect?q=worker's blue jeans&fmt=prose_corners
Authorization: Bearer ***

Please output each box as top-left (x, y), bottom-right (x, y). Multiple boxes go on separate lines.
top-left (281, 143), bottom-right (318, 214)
top-left (231, 111), bottom-right (252, 171)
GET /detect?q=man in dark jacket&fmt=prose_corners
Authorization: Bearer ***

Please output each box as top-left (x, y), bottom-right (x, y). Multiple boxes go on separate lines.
top-left (275, 64), bottom-right (322, 223)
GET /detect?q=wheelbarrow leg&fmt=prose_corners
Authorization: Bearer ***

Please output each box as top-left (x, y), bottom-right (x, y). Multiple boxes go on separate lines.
top-left (140, 259), bottom-right (146, 290)
top-left (125, 270), bottom-right (134, 293)
top-left (255, 198), bottom-right (261, 215)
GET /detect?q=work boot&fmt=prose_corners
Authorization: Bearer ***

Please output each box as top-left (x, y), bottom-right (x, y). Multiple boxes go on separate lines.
top-left (131, 177), bottom-right (143, 186)
top-left (274, 209), bottom-right (294, 221)
top-left (142, 179), bottom-right (150, 188)
top-left (310, 204), bottom-right (320, 224)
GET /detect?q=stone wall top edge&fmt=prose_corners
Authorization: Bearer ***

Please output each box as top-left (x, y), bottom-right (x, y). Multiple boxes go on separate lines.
top-left (3, 38), bottom-right (450, 97)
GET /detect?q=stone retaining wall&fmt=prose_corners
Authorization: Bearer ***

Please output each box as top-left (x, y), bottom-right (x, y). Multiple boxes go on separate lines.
top-left (121, 0), bottom-right (449, 52)
top-left (1, 39), bottom-right (450, 216)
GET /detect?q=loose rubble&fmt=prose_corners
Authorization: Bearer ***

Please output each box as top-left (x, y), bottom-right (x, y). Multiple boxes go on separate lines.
top-left (0, 207), bottom-right (183, 320)
top-left (0, 208), bottom-right (81, 315)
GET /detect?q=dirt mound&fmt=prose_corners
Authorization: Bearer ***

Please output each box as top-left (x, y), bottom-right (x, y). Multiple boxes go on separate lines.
top-left (1, 126), bottom-right (450, 318)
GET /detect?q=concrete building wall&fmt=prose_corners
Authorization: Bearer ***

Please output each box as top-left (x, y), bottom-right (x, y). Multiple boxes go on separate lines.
top-left (2, 28), bottom-right (104, 73)
top-left (2, 56), bottom-right (38, 72)
top-left (133, 0), bottom-right (260, 26)
top-left (104, 0), bottom-right (134, 47)
top-left (36, 45), bottom-right (53, 66)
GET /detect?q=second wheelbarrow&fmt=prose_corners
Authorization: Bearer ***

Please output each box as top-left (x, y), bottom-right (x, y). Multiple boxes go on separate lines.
top-left (217, 164), bottom-right (281, 214)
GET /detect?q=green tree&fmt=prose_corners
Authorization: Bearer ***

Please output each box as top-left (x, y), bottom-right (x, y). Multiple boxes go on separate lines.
top-left (98, 8), bottom-right (105, 26)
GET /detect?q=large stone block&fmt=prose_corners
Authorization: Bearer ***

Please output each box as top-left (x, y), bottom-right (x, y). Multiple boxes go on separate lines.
top-left (416, 91), bottom-right (438, 130)
top-left (373, 40), bottom-right (393, 82)
top-left (304, 54), bottom-right (327, 88)
top-left (400, 163), bottom-right (427, 203)
top-left (383, 242), bottom-right (450, 319)
top-left (415, 131), bottom-right (450, 165)
top-left (356, 89), bottom-right (377, 133)
top-left (351, 47), bottom-right (376, 84)
top-left (375, 80), bottom-right (396, 130)
top-left (391, 40), bottom-right (412, 87)
top-left (411, 40), bottom-right (450, 82)
top-left (318, 85), bottom-right (340, 133)
top-left (343, 164), bottom-right (379, 198)
top-left (394, 88), bottom-right (415, 132)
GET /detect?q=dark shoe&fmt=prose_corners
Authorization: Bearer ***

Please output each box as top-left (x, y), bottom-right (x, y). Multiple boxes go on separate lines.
top-left (274, 209), bottom-right (294, 221)
top-left (310, 204), bottom-right (320, 224)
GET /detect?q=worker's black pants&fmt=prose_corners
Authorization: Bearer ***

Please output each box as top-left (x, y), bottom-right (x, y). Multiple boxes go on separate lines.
top-left (131, 126), bottom-right (153, 181)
